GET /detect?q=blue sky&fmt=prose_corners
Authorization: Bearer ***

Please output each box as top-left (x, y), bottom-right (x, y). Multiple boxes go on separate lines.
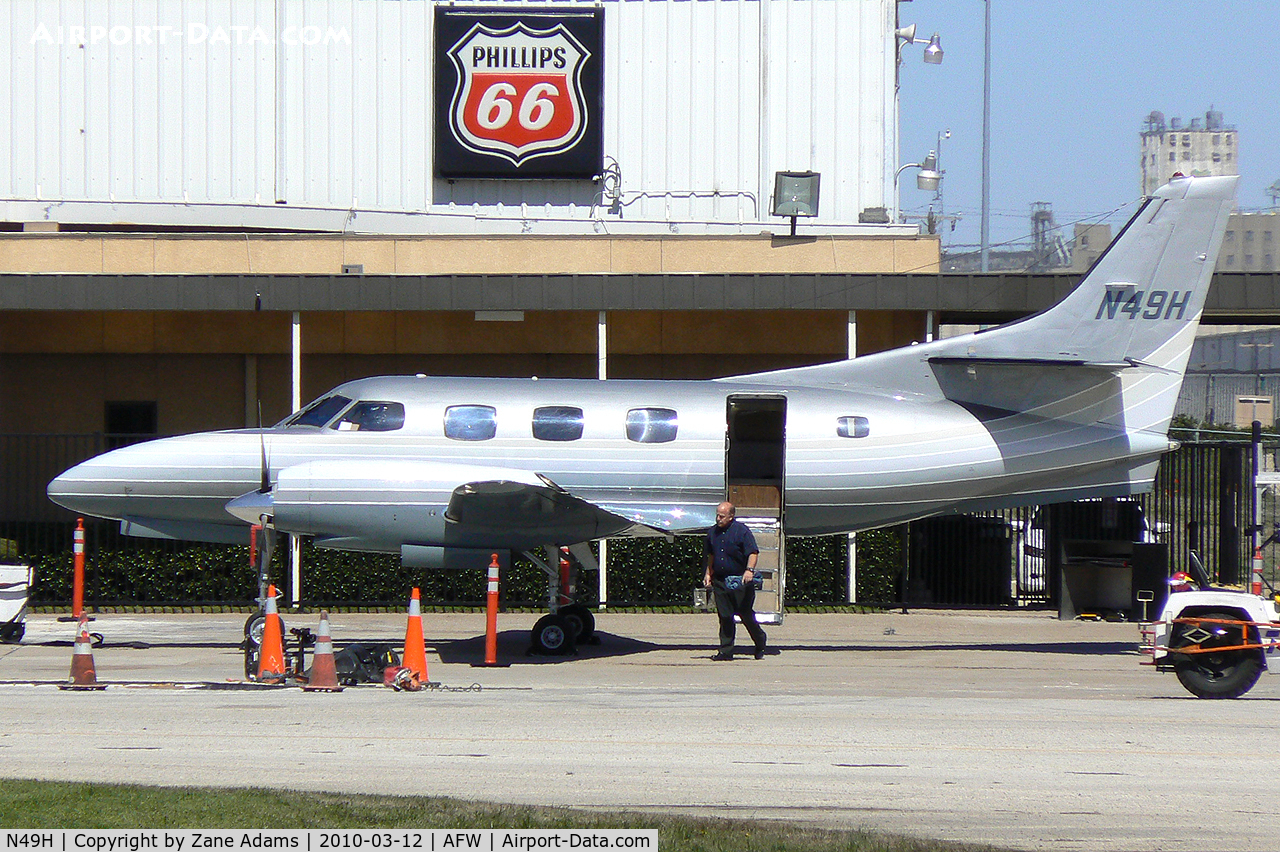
top-left (897, 0), bottom-right (1280, 254)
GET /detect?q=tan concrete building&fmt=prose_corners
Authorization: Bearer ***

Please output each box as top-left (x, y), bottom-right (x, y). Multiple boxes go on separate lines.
top-left (1219, 212), bottom-right (1280, 272)
top-left (1140, 109), bottom-right (1238, 196)
top-left (0, 233), bottom-right (939, 440)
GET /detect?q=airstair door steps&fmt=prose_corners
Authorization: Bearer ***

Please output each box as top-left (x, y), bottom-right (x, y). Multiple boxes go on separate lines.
top-left (726, 395), bottom-right (787, 623)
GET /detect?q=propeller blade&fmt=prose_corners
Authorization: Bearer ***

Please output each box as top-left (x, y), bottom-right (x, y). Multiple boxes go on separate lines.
top-left (258, 401), bottom-right (271, 494)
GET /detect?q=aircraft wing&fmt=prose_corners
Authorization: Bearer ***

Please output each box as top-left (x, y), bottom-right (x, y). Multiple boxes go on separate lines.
top-left (444, 476), bottom-right (673, 544)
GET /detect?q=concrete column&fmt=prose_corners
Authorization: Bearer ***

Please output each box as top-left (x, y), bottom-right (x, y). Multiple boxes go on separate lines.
top-left (847, 310), bottom-right (857, 602)
top-left (597, 310), bottom-right (608, 610)
top-left (290, 311), bottom-right (302, 607)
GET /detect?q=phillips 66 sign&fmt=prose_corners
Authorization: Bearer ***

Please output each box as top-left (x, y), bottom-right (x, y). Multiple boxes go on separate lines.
top-left (435, 7), bottom-right (603, 179)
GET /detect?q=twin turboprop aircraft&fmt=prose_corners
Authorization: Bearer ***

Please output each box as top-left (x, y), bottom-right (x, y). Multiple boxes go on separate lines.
top-left (48, 175), bottom-right (1237, 649)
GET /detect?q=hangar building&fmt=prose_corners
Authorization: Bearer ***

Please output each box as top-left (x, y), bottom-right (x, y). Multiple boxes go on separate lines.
top-left (0, 0), bottom-right (939, 541)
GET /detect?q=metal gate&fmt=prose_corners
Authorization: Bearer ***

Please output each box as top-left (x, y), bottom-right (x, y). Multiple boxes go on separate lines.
top-left (892, 441), bottom-right (1258, 609)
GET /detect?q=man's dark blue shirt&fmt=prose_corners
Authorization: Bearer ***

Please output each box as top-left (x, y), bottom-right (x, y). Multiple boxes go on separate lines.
top-left (706, 520), bottom-right (759, 579)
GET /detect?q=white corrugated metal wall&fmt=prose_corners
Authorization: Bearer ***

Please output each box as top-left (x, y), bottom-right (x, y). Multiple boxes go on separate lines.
top-left (2, 0), bottom-right (897, 232)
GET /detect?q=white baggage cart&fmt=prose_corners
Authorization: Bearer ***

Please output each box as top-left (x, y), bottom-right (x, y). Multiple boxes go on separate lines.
top-left (0, 563), bottom-right (33, 643)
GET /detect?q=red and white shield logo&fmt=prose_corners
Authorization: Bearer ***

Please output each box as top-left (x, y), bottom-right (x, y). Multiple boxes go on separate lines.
top-left (448, 22), bottom-right (590, 167)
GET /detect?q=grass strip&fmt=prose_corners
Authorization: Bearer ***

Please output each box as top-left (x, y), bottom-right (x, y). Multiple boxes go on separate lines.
top-left (0, 781), bottom-right (1003, 852)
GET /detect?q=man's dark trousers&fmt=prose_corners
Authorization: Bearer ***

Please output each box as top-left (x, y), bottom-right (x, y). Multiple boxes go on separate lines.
top-left (712, 580), bottom-right (767, 656)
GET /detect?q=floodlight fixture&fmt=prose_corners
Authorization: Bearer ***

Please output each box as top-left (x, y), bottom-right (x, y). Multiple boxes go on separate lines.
top-left (772, 171), bottom-right (821, 236)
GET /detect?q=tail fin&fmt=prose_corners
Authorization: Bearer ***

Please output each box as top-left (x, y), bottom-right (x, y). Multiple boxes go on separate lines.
top-left (960, 174), bottom-right (1235, 372)
top-left (740, 175), bottom-right (1237, 434)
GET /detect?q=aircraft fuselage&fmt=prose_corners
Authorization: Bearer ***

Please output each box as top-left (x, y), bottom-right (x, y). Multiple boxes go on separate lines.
top-left (49, 372), bottom-right (1169, 552)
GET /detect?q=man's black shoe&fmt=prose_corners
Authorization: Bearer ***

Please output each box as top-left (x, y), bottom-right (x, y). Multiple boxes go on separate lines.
top-left (711, 652), bottom-right (733, 661)
top-left (753, 647), bottom-right (766, 660)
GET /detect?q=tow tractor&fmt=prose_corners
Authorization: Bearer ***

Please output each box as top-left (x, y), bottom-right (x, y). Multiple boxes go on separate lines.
top-left (1140, 544), bottom-right (1280, 698)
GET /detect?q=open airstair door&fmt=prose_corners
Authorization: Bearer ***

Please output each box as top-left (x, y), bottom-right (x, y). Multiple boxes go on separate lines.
top-left (726, 395), bottom-right (786, 624)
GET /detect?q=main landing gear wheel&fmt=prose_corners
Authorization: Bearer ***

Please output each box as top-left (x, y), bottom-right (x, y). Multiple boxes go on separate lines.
top-left (244, 612), bottom-right (286, 647)
top-left (1172, 610), bottom-right (1264, 699)
top-left (530, 613), bottom-right (575, 655)
top-left (560, 604), bottom-right (596, 644)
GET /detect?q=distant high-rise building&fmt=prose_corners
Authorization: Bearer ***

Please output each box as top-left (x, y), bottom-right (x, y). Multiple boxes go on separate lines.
top-left (1140, 108), bottom-right (1238, 196)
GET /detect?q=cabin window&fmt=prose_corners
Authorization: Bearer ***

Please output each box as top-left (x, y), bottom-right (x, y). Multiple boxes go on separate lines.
top-left (836, 416), bottom-right (870, 439)
top-left (331, 401), bottom-right (405, 432)
top-left (532, 406), bottom-right (584, 441)
top-left (286, 395), bottom-right (352, 428)
top-left (626, 408), bottom-right (678, 443)
top-left (444, 405), bottom-right (497, 441)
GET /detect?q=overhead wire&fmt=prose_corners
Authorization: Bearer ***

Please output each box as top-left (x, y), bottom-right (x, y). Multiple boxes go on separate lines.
top-left (781, 195), bottom-right (1145, 310)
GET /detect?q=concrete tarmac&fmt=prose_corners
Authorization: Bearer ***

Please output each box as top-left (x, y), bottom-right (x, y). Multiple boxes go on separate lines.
top-left (0, 608), bottom-right (1277, 851)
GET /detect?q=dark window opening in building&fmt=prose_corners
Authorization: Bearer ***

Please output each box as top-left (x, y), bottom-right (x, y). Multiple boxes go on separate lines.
top-left (105, 401), bottom-right (158, 449)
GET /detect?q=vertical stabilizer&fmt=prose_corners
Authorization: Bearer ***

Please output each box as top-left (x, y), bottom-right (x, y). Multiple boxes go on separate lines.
top-left (963, 175), bottom-right (1235, 370)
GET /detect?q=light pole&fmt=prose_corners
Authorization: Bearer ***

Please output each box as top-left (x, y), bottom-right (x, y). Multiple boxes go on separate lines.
top-left (980, 0), bottom-right (991, 273)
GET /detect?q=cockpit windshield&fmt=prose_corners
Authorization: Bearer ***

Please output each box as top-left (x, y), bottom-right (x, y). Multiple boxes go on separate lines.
top-left (282, 395), bottom-right (352, 428)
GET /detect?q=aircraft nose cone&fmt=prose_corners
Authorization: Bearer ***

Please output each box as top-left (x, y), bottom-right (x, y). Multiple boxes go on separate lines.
top-left (47, 458), bottom-right (121, 517)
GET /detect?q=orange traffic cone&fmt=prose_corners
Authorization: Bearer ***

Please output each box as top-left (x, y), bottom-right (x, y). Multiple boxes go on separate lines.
top-left (302, 610), bottom-right (343, 693)
top-left (59, 616), bottom-right (106, 691)
top-left (256, 584), bottom-right (287, 683)
top-left (400, 587), bottom-right (428, 682)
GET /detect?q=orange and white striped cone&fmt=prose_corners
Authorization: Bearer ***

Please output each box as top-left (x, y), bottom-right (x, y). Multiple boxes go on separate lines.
top-left (1253, 547), bottom-right (1264, 596)
top-left (471, 552), bottom-right (509, 668)
top-left (399, 587), bottom-right (428, 684)
top-left (256, 584), bottom-right (287, 683)
top-left (59, 616), bottom-right (106, 691)
top-left (301, 610), bottom-right (343, 693)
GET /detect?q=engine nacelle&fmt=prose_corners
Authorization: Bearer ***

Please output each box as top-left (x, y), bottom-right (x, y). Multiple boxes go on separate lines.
top-left (267, 459), bottom-right (548, 550)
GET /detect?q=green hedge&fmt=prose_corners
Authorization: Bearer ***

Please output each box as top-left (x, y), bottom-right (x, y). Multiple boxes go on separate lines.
top-left (21, 526), bottom-right (906, 608)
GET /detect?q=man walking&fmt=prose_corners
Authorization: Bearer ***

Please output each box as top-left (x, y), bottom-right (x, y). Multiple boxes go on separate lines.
top-left (703, 501), bottom-right (767, 660)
